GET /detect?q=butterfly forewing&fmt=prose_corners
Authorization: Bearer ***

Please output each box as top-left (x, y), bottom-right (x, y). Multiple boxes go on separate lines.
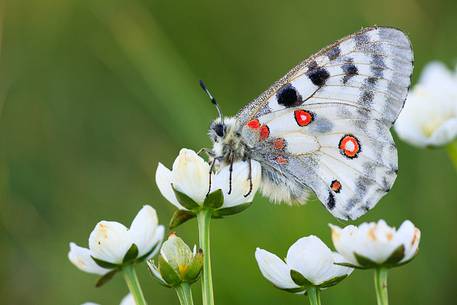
top-left (239, 26), bottom-right (413, 220)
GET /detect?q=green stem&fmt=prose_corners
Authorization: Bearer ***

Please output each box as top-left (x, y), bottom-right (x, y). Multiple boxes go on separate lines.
top-left (374, 267), bottom-right (389, 305)
top-left (307, 287), bottom-right (322, 305)
top-left (175, 282), bottom-right (195, 305)
top-left (446, 141), bottom-right (457, 172)
top-left (123, 264), bottom-right (148, 305)
top-left (197, 209), bottom-right (214, 305)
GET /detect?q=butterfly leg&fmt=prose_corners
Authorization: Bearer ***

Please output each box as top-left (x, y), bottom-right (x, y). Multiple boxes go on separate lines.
top-left (206, 158), bottom-right (216, 197)
top-left (243, 158), bottom-right (253, 198)
top-left (197, 147), bottom-right (215, 159)
top-left (228, 152), bottom-right (234, 195)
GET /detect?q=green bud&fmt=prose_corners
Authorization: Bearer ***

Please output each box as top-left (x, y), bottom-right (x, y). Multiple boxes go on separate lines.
top-left (148, 233), bottom-right (203, 287)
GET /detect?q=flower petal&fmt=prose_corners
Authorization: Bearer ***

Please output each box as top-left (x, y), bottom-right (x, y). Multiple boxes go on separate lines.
top-left (172, 148), bottom-right (210, 204)
top-left (255, 248), bottom-right (299, 289)
top-left (330, 224), bottom-right (358, 266)
top-left (88, 221), bottom-right (131, 264)
top-left (286, 236), bottom-right (337, 285)
top-left (120, 293), bottom-right (135, 305)
top-left (156, 163), bottom-right (184, 210)
top-left (395, 220), bottom-right (421, 262)
top-left (68, 243), bottom-right (110, 275)
top-left (145, 225), bottom-right (165, 260)
top-left (212, 160), bottom-right (261, 207)
top-left (129, 205), bottom-right (159, 257)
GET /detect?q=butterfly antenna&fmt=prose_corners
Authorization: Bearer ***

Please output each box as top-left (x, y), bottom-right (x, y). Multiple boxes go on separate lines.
top-left (199, 80), bottom-right (224, 122)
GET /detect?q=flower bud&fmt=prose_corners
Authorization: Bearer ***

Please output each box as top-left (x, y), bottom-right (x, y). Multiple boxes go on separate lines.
top-left (148, 234), bottom-right (203, 287)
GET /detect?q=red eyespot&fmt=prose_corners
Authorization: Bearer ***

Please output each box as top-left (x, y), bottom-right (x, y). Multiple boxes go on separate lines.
top-left (339, 135), bottom-right (361, 158)
top-left (247, 119), bottom-right (260, 129)
top-left (330, 180), bottom-right (342, 193)
top-left (260, 125), bottom-right (270, 140)
top-left (294, 109), bottom-right (314, 126)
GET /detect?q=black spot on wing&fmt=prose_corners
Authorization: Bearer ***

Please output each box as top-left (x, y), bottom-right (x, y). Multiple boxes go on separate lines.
top-left (307, 66), bottom-right (330, 87)
top-left (342, 59), bottom-right (359, 84)
top-left (276, 84), bottom-right (303, 107)
top-left (327, 191), bottom-right (336, 209)
top-left (360, 91), bottom-right (374, 106)
top-left (326, 46), bottom-right (341, 60)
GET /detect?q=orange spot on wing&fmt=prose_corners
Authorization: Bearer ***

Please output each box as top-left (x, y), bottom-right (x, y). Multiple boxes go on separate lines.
top-left (330, 180), bottom-right (342, 193)
top-left (259, 125), bottom-right (270, 140)
top-left (275, 156), bottom-right (288, 165)
top-left (247, 119), bottom-right (260, 129)
top-left (273, 138), bottom-right (286, 150)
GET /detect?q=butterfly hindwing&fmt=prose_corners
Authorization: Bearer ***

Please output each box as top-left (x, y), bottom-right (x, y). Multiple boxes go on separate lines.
top-left (239, 26), bottom-right (413, 220)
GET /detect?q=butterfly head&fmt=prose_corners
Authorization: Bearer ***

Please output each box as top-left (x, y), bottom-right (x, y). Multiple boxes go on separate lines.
top-left (209, 117), bottom-right (244, 162)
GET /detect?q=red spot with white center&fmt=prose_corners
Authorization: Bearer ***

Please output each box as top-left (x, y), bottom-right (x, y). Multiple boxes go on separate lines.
top-left (275, 156), bottom-right (288, 165)
top-left (339, 135), bottom-right (361, 158)
top-left (247, 119), bottom-right (260, 129)
top-left (294, 109), bottom-right (314, 126)
top-left (260, 125), bottom-right (270, 140)
top-left (273, 138), bottom-right (286, 150)
top-left (330, 180), bottom-right (342, 193)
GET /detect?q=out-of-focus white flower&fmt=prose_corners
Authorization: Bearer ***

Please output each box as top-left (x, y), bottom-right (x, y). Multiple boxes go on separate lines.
top-left (69, 205), bottom-right (164, 273)
top-left (330, 220), bottom-right (421, 268)
top-left (81, 293), bottom-right (134, 305)
top-left (148, 233), bottom-right (203, 287)
top-left (255, 236), bottom-right (353, 293)
top-left (156, 148), bottom-right (261, 222)
top-left (395, 61), bottom-right (457, 147)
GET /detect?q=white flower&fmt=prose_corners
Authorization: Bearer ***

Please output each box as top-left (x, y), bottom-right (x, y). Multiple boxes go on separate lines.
top-left (255, 236), bottom-right (353, 293)
top-left (148, 233), bottom-right (203, 287)
top-left (81, 293), bottom-right (134, 305)
top-left (69, 205), bottom-right (164, 272)
top-left (395, 61), bottom-right (457, 147)
top-left (68, 243), bottom-right (110, 275)
top-left (330, 220), bottom-right (421, 268)
top-left (120, 294), bottom-right (135, 305)
top-left (156, 148), bottom-right (261, 211)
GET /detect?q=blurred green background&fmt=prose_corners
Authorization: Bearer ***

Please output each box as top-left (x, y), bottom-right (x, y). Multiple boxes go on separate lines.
top-left (1, 0), bottom-right (456, 304)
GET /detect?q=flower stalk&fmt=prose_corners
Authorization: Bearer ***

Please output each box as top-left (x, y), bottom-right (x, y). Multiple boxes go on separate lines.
top-left (123, 264), bottom-right (148, 305)
top-left (197, 209), bottom-right (214, 305)
top-left (176, 283), bottom-right (195, 305)
top-left (307, 287), bottom-right (322, 305)
top-left (374, 268), bottom-right (389, 305)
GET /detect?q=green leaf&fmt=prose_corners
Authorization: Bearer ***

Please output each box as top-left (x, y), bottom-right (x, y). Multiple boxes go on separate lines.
top-left (169, 210), bottom-right (196, 229)
top-left (203, 189), bottom-right (224, 209)
top-left (212, 202), bottom-right (252, 218)
top-left (318, 275), bottom-right (348, 288)
top-left (95, 270), bottom-right (118, 287)
top-left (290, 269), bottom-right (313, 287)
top-left (334, 262), bottom-right (367, 269)
top-left (393, 249), bottom-right (419, 268)
top-left (91, 256), bottom-right (119, 269)
top-left (172, 185), bottom-right (200, 210)
top-left (158, 255), bottom-right (181, 287)
top-left (354, 252), bottom-right (378, 268)
top-left (122, 243), bottom-right (139, 263)
top-left (383, 245), bottom-right (405, 267)
top-left (183, 249), bottom-right (203, 283)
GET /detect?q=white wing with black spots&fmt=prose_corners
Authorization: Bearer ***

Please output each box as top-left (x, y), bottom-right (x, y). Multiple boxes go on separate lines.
top-left (238, 26), bottom-right (413, 220)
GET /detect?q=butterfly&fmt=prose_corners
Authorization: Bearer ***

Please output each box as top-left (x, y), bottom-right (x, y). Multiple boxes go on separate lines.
top-left (203, 26), bottom-right (413, 220)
